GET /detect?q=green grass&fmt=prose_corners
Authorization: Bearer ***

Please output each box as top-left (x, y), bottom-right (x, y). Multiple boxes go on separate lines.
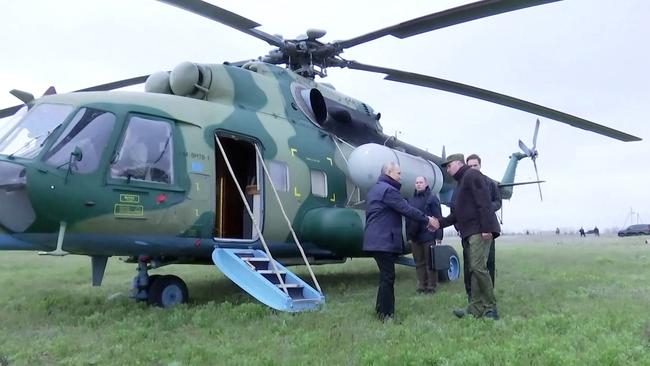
top-left (2, 235), bottom-right (650, 365)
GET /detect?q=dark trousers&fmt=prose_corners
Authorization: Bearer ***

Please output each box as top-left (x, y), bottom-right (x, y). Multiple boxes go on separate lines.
top-left (462, 238), bottom-right (496, 297)
top-left (372, 251), bottom-right (399, 317)
top-left (411, 241), bottom-right (437, 290)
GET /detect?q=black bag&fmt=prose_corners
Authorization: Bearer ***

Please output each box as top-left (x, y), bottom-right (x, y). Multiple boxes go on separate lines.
top-left (429, 244), bottom-right (453, 271)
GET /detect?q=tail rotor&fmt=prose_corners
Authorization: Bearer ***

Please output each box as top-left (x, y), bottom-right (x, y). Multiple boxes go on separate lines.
top-left (518, 119), bottom-right (543, 201)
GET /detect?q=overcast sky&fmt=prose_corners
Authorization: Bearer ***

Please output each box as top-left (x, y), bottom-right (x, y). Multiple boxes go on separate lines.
top-left (1, 0), bottom-right (648, 233)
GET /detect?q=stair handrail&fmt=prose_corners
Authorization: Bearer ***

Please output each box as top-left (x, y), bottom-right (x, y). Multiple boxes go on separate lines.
top-left (253, 144), bottom-right (322, 294)
top-left (215, 136), bottom-right (289, 295)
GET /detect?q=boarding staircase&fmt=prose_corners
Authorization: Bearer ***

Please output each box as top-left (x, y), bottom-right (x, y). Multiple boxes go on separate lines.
top-left (211, 137), bottom-right (324, 312)
top-left (212, 248), bottom-right (323, 312)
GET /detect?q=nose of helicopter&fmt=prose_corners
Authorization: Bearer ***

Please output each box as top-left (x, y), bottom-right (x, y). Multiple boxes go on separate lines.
top-left (0, 161), bottom-right (36, 233)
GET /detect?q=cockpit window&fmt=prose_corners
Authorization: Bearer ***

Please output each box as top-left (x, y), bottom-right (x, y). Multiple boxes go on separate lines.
top-left (110, 115), bottom-right (174, 184)
top-left (43, 108), bottom-right (116, 173)
top-left (0, 103), bottom-right (73, 159)
top-left (0, 106), bottom-right (28, 141)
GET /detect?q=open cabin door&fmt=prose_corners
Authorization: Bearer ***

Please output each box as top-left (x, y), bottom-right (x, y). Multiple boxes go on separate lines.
top-left (214, 134), bottom-right (261, 240)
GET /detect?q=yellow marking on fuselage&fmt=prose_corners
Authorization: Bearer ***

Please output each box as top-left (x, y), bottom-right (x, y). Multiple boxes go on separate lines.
top-left (326, 157), bottom-right (333, 166)
top-left (119, 194), bottom-right (140, 203)
top-left (294, 187), bottom-right (301, 198)
top-left (290, 147), bottom-right (298, 156)
top-left (330, 193), bottom-right (336, 203)
top-left (114, 204), bottom-right (144, 217)
top-left (195, 182), bottom-right (200, 191)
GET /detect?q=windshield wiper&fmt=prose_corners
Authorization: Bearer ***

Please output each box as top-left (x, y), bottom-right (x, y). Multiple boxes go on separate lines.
top-left (6, 124), bottom-right (61, 159)
top-left (40, 123), bottom-right (62, 147)
top-left (7, 135), bottom-right (42, 159)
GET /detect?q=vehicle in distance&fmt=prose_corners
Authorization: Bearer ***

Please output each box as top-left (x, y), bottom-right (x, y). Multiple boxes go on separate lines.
top-left (617, 224), bottom-right (650, 237)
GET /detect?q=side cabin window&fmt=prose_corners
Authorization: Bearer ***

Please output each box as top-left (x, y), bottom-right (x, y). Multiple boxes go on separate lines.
top-left (110, 115), bottom-right (174, 184)
top-left (310, 169), bottom-right (327, 197)
top-left (268, 160), bottom-right (289, 192)
top-left (43, 108), bottom-right (115, 173)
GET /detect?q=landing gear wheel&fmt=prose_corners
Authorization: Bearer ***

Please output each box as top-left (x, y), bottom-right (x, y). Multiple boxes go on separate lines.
top-left (438, 249), bottom-right (461, 282)
top-left (147, 275), bottom-right (189, 307)
top-left (147, 274), bottom-right (162, 288)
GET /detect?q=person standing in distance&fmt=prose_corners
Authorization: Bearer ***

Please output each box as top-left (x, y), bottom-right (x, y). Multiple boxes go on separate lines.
top-left (466, 153), bottom-right (501, 289)
top-left (363, 162), bottom-right (437, 321)
top-left (406, 176), bottom-right (443, 294)
top-left (431, 154), bottom-right (501, 320)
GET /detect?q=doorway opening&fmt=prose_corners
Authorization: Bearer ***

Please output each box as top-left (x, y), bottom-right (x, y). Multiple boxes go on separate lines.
top-left (214, 134), bottom-right (260, 240)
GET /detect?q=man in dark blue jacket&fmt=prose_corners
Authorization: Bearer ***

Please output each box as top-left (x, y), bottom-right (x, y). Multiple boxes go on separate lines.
top-left (406, 176), bottom-right (443, 293)
top-left (363, 162), bottom-right (435, 320)
top-left (434, 154), bottom-right (501, 320)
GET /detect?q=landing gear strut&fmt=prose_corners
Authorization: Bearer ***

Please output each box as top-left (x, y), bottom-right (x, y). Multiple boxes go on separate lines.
top-left (131, 257), bottom-right (189, 307)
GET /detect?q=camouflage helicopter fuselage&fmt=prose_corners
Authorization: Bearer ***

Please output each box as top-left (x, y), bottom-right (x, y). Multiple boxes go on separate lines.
top-left (0, 61), bottom-right (458, 265)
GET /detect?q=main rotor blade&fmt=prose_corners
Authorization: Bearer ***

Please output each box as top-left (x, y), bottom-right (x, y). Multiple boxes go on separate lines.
top-left (74, 75), bottom-right (150, 92)
top-left (0, 75), bottom-right (149, 118)
top-left (157, 0), bottom-right (284, 48)
top-left (0, 105), bottom-right (23, 119)
top-left (337, 0), bottom-right (560, 49)
top-left (345, 61), bottom-right (641, 142)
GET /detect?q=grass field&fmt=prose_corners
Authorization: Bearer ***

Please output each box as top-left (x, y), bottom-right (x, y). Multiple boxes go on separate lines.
top-left (1, 235), bottom-right (650, 365)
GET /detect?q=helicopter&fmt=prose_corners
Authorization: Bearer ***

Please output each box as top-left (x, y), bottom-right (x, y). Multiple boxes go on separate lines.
top-left (0, 0), bottom-right (642, 311)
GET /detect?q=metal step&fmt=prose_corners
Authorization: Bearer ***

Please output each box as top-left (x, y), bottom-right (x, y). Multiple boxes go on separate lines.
top-left (258, 269), bottom-right (287, 284)
top-left (242, 257), bottom-right (270, 270)
top-left (276, 283), bottom-right (304, 299)
top-left (257, 270), bottom-right (287, 274)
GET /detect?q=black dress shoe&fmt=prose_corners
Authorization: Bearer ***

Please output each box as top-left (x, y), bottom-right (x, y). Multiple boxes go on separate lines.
top-left (484, 310), bottom-right (499, 320)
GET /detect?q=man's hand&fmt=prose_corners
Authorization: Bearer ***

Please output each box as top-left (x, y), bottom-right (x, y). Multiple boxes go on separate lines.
top-left (427, 216), bottom-right (439, 231)
top-left (481, 232), bottom-right (493, 240)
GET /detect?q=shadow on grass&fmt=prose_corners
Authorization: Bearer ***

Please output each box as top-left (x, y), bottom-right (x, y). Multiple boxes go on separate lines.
top-left (187, 277), bottom-right (250, 305)
top-left (303, 270), bottom-right (378, 290)
top-left (185, 266), bottom-right (380, 306)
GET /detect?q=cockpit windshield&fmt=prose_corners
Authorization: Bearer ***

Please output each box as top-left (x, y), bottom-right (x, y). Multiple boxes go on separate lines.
top-left (0, 103), bottom-right (74, 159)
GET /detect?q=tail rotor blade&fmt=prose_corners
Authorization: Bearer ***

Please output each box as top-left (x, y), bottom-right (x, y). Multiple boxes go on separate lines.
top-left (518, 139), bottom-right (532, 156)
top-left (533, 159), bottom-right (543, 201)
top-left (532, 118), bottom-right (540, 151)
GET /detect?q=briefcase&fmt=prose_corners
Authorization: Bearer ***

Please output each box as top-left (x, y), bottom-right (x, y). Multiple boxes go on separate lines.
top-left (429, 244), bottom-right (453, 271)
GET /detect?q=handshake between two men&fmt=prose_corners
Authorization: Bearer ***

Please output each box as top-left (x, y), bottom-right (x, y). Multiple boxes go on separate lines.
top-left (427, 216), bottom-right (440, 231)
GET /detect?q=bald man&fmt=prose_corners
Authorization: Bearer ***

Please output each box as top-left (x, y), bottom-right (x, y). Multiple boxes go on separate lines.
top-left (406, 176), bottom-right (443, 293)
